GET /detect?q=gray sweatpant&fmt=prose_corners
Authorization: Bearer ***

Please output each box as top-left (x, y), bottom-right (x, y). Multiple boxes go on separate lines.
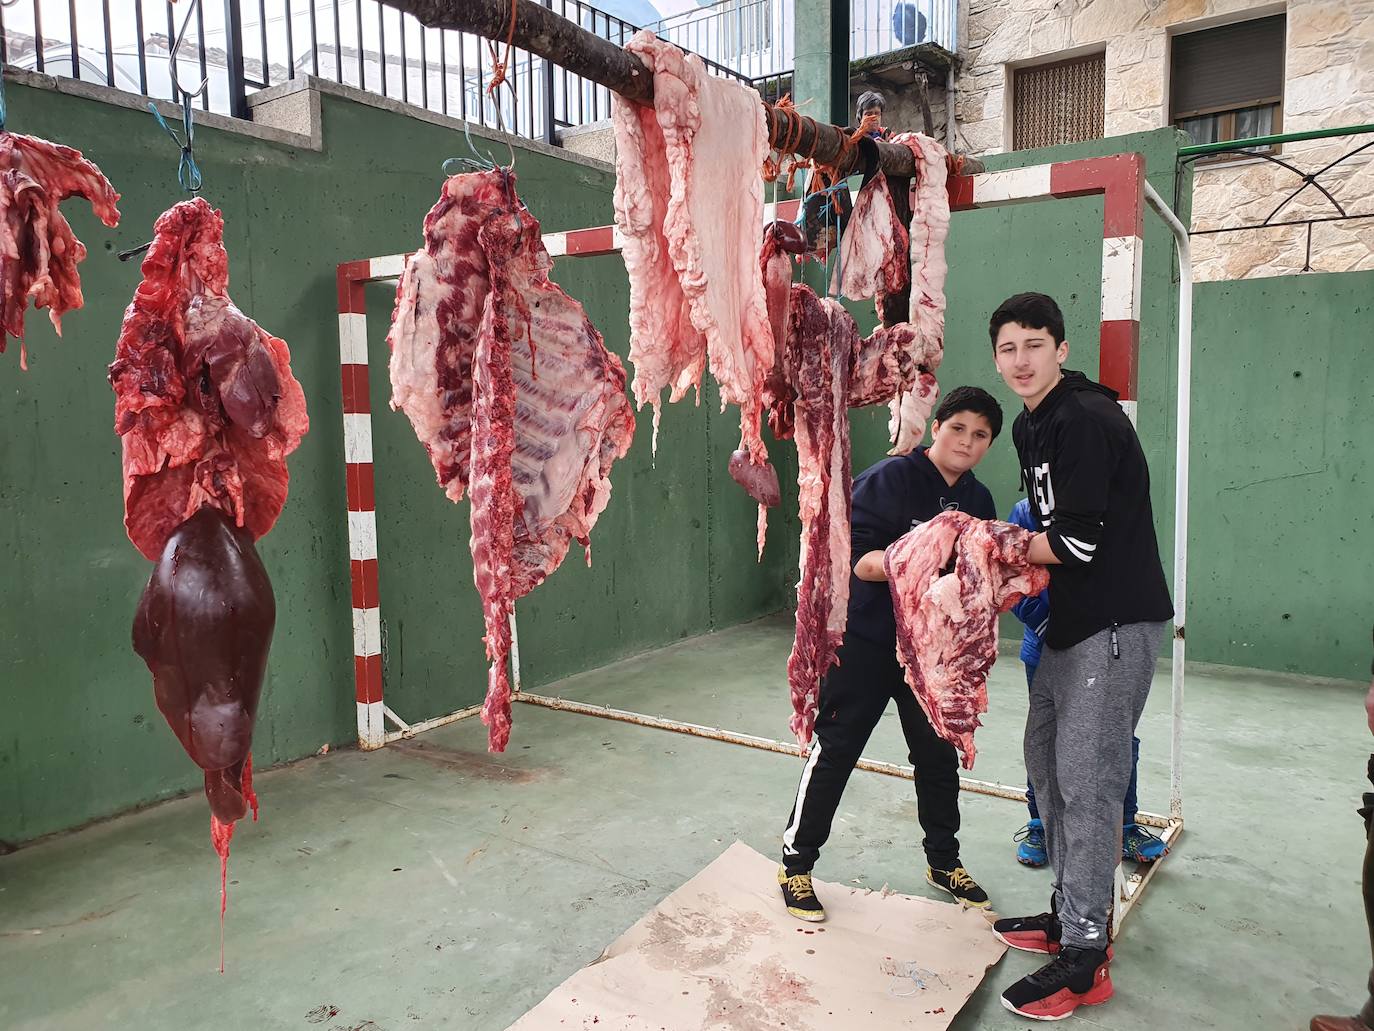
top-left (1026, 620), bottom-right (1165, 950)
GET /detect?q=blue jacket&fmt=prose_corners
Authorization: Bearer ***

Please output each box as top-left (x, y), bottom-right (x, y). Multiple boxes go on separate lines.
top-left (1008, 499), bottom-right (1050, 667)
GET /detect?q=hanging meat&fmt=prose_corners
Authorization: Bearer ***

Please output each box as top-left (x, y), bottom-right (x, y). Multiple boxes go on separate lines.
top-left (832, 171), bottom-right (909, 306)
top-left (886, 133), bottom-right (951, 455)
top-left (611, 30), bottom-right (776, 549)
top-left (885, 511), bottom-right (1048, 769)
top-left (109, 197), bottom-right (308, 961)
top-left (0, 131), bottom-right (121, 368)
top-left (388, 168), bottom-right (635, 753)
top-left (772, 284), bottom-right (943, 746)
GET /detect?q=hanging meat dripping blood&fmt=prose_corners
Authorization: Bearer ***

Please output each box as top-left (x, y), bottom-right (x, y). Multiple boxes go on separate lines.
top-left (110, 198), bottom-right (308, 968)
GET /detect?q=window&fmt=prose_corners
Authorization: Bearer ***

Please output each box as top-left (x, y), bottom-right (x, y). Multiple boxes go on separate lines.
top-left (1171, 15), bottom-right (1285, 154)
top-left (1012, 53), bottom-right (1106, 151)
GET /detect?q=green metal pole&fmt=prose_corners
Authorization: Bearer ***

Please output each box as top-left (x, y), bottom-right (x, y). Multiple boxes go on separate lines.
top-left (793, 0), bottom-right (850, 127)
top-left (1178, 122), bottom-right (1374, 157)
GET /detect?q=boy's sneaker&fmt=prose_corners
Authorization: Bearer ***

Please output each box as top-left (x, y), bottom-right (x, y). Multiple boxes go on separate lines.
top-left (1122, 823), bottom-right (1169, 863)
top-left (1001, 946), bottom-right (1113, 1020)
top-left (1014, 818), bottom-right (1048, 867)
top-left (994, 902), bottom-right (1114, 960)
top-left (926, 865), bottom-right (991, 908)
top-left (777, 866), bottom-right (825, 922)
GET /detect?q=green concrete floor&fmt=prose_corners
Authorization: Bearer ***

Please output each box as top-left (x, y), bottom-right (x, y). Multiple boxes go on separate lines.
top-left (1, 614), bottom-right (1369, 1030)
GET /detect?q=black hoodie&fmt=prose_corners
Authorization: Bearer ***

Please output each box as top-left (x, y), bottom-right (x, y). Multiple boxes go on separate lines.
top-left (1012, 370), bottom-right (1173, 650)
top-left (847, 446), bottom-right (995, 649)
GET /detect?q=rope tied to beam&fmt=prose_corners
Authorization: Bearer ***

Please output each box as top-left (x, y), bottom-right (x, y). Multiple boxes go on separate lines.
top-left (485, 0), bottom-right (519, 98)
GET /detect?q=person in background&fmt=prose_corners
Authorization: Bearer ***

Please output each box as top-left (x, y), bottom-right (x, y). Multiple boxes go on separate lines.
top-left (1309, 626), bottom-right (1374, 1031)
top-left (854, 90), bottom-right (892, 141)
top-left (1006, 497), bottom-right (1169, 868)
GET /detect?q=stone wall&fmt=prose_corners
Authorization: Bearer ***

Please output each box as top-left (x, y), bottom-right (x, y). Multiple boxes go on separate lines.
top-left (956, 0), bottom-right (1374, 281)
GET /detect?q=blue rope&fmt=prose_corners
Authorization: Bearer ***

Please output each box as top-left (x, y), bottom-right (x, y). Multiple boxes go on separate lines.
top-left (0, 53), bottom-right (8, 132)
top-left (149, 99), bottom-right (202, 194)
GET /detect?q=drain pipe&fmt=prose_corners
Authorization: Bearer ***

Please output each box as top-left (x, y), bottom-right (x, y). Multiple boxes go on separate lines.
top-left (945, 63), bottom-right (956, 152)
top-left (1142, 179), bottom-right (1192, 824)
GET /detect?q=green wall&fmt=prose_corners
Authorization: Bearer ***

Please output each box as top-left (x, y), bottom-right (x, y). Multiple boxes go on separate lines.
top-left (0, 81), bottom-right (793, 845)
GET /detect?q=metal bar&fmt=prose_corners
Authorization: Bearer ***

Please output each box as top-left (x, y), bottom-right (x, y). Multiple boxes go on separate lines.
top-left (223, 0), bottom-right (249, 118)
top-left (419, 22), bottom-right (428, 108)
top-left (286, 0), bottom-right (296, 80)
top-left (399, 6), bottom-right (408, 102)
top-left (457, 27), bottom-right (466, 120)
top-left (1190, 210), bottom-right (1374, 235)
top-left (196, 0), bottom-right (209, 109)
top-left (356, 0), bottom-right (364, 87)
top-left (382, 703), bottom-right (484, 742)
top-left (32, 0), bottom-right (42, 75)
top-left (378, 0), bottom-right (387, 94)
top-left (439, 27), bottom-right (448, 113)
top-left (309, 0), bottom-right (319, 76)
top-left (259, 0), bottom-right (270, 85)
top-left (1178, 122), bottom-right (1374, 157)
top-left (164, 1), bottom-right (175, 96)
top-left (67, 0), bottom-right (78, 78)
top-left (135, 0), bottom-right (147, 95)
top-left (333, 0), bottom-right (341, 80)
top-left (101, 0), bottom-right (114, 87)
top-left (1144, 179), bottom-right (1191, 823)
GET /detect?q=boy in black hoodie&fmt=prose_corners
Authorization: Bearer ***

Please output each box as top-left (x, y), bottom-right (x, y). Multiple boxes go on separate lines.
top-left (987, 293), bottom-right (1173, 1021)
top-left (777, 386), bottom-right (1001, 922)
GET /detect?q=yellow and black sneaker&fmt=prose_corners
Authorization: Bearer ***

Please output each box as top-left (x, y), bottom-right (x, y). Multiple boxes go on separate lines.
top-left (926, 865), bottom-right (991, 908)
top-left (777, 866), bottom-right (826, 922)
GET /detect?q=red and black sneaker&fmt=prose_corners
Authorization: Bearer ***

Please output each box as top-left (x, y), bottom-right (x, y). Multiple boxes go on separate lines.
top-left (993, 909), bottom-right (1061, 954)
top-left (1001, 946), bottom-right (1113, 1021)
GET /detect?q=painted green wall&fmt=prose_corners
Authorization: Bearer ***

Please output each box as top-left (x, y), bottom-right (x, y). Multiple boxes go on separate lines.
top-left (0, 82), bottom-right (793, 844)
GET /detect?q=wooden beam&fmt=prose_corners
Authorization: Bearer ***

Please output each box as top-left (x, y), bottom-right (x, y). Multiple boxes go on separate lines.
top-left (378, 0), bottom-right (934, 178)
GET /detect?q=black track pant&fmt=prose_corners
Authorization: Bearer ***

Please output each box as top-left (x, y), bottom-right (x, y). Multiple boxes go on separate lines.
top-left (781, 631), bottom-right (962, 874)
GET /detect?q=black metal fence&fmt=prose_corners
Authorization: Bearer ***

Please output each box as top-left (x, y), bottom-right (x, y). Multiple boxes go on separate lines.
top-left (0, 1), bottom-right (748, 144)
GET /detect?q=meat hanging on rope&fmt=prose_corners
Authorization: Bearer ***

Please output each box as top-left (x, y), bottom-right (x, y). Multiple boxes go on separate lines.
top-left (388, 168), bottom-right (635, 753)
top-left (109, 197), bottom-right (308, 966)
top-left (885, 511), bottom-right (1048, 769)
top-left (0, 131), bottom-right (121, 368)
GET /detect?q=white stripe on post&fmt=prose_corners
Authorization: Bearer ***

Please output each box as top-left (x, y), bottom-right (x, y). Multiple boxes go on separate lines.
top-left (357, 700), bottom-right (385, 750)
top-left (369, 254), bottom-right (408, 280)
top-left (1101, 236), bottom-right (1144, 322)
top-left (342, 413), bottom-right (374, 464)
top-left (338, 312), bottom-right (368, 365)
top-left (347, 510), bottom-right (379, 561)
top-left (1119, 399), bottom-right (1139, 426)
top-left (972, 165), bottom-right (1054, 205)
top-left (543, 234), bottom-right (568, 257)
top-left (352, 606), bottom-right (382, 657)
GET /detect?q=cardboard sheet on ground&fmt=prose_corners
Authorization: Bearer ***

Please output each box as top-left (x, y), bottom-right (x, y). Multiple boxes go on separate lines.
top-left (507, 841), bottom-right (1006, 1030)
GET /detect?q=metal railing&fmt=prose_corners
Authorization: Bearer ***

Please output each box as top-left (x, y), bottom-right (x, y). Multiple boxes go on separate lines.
top-left (649, 0), bottom-right (955, 81)
top-left (0, 1), bottom-right (746, 144)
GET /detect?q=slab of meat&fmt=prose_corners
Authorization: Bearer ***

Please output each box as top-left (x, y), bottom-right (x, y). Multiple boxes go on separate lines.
top-left (0, 131), bottom-right (120, 368)
top-left (388, 169), bottom-right (635, 752)
top-left (132, 506), bottom-right (272, 967)
top-left (109, 197), bottom-right (309, 561)
top-left (832, 172), bottom-right (909, 305)
top-left (611, 30), bottom-right (774, 489)
top-left (886, 133), bottom-right (950, 456)
top-left (885, 511), bottom-right (1049, 769)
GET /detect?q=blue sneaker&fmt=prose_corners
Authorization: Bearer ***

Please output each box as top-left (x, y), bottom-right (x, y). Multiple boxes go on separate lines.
top-left (1014, 819), bottom-right (1047, 867)
top-left (1122, 823), bottom-right (1169, 862)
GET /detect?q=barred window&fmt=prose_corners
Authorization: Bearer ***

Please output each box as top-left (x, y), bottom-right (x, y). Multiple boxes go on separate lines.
top-left (1012, 53), bottom-right (1106, 152)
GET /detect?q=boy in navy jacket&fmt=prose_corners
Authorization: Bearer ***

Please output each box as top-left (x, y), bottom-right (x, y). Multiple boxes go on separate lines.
top-left (778, 387), bottom-right (1002, 922)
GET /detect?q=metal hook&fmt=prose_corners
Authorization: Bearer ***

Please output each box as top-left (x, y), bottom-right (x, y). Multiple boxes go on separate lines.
top-left (169, 0), bottom-right (208, 101)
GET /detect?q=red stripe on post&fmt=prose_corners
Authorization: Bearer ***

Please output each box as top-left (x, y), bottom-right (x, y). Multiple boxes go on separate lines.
top-left (354, 653), bottom-right (384, 704)
top-left (947, 174), bottom-right (975, 211)
top-left (336, 260), bottom-right (371, 314)
top-left (350, 558), bottom-right (380, 609)
top-left (775, 198), bottom-right (801, 221)
top-left (1050, 155), bottom-right (1145, 238)
top-left (340, 362), bottom-right (371, 414)
top-left (345, 462), bottom-right (376, 513)
top-left (1099, 319), bottom-right (1140, 402)
top-left (565, 226), bottom-right (616, 255)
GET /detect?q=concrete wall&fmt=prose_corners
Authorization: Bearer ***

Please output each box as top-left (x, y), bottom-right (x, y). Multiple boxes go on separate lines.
top-left (955, 0), bottom-right (1374, 282)
top-left (0, 76), bottom-right (795, 845)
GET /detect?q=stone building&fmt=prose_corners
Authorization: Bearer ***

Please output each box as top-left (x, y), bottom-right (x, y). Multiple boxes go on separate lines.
top-left (952, 0), bottom-right (1374, 280)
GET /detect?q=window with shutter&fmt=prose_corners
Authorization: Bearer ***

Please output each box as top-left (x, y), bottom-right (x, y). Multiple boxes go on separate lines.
top-left (1171, 14), bottom-right (1285, 156)
top-left (1012, 53), bottom-right (1106, 152)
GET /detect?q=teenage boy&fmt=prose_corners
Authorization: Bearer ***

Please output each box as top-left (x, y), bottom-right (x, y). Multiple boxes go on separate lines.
top-left (778, 387), bottom-right (1001, 921)
top-left (1006, 498), bottom-right (1169, 868)
top-left (987, 293), bottom-right (1173, 1021)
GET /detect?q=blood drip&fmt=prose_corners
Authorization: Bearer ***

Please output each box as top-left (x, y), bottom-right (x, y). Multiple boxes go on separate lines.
top-left (209, 754), bottom-right (258, 974)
